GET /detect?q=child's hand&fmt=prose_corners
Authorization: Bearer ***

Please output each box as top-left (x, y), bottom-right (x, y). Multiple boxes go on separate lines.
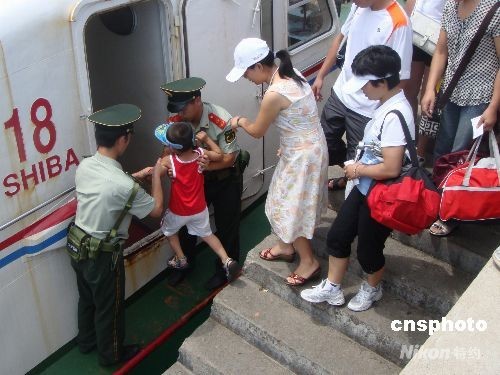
top-left (197, 153), bottom-right (210, 172)
top-left (196, 131), bottom-right (209, 144)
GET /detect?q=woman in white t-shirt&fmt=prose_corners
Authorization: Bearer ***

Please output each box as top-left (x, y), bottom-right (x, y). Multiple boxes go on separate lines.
top-left (301, 45), bottom-right (415, 312)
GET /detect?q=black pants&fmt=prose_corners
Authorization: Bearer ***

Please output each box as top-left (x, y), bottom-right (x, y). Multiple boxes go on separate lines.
top-left (71, 252), bottom-right (125, 365)
top-left (326, 187), bottom-right (392, 274)
top-left (321, 91), bottom-right (371, 166)
top-left (180, 170), bottom-right (243, 277)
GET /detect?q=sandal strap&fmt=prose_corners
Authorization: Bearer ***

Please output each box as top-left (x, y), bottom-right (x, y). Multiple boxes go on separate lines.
top-left (288, 272), bottom-right (305, 284)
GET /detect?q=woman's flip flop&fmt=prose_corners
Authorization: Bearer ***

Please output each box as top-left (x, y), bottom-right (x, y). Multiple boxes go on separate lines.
top-left (285, 266), bottom-right (321, 286)
top-left (328, 176), bottom-right (347, 191)
top-left (259, 248), bottom-right (295, 263)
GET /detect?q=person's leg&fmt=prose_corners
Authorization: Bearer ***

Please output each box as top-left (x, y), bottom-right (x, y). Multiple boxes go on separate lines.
top-left (326, 188), bottom-right (363, 282)
top-left (93, 253), bottom-right (126, 366)
top-left (321, 91), bottom-right (348, 167)
top-left (166, 233), bottom-right (185, 259)
top-left (300, 188), bottom-right (362, 304)
top-left (344, 108), bottom-right (371, 161)
top-left (166, 233), bottom-right (189, 269)
top-left (202, 233), bottom-right (229, 263)
top-left (285, 237), bottom-right (320, 284)
top-left (204, 174), bottom-right (242, 289)
top-left (327, 256), bottom-right (349, 284)
top-left (451, 103), bottom-right (489, 152)
top-left (433, 101), bottom-right (460, 161)
top-left (347, 195), bottom-right (391, 311)
top-left (167, 226), bottom-right (196, 286)
top-left (71, 259), bottom-right (97, 353)
top-left (260, 238), bottom-right (295, 259)
top-left (164, 210), bottom-right (195, 284)
top-left (404, 56), bottom-right (426, 120)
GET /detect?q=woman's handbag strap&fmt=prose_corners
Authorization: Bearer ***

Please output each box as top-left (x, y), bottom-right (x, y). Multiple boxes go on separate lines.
top-left (437, 2), bottom-right (500, 109)
top-left (379, 110), bottom-right (419, 168)
top-left (463, 131), bottom-right (500, 187)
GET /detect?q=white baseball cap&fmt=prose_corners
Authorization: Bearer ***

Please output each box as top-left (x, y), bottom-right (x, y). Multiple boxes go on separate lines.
top-left (343, 73), bottom-right (394, 94)
top-left (226, 38), bottom-right (271, 82)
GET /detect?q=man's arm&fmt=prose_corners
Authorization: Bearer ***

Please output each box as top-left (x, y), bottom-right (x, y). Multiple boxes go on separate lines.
top-left (205, 152), bottom-right (237, 171)
top-left (404, 0), bottom-right (416, 15)
top-left (196, 131), bottom-right (223, 161)
top-left (311, 32), bottom-right (344, 100)
top-left (148, 158), bottom-right (165, 218)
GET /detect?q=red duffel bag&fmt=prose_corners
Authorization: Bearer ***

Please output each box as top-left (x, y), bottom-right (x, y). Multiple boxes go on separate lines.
top-left (432, 148), bottom-right (486, 187)
top-left (367, 110), bottom-right (441, 235)
top-left (440, 131), bottom-right (500, 222)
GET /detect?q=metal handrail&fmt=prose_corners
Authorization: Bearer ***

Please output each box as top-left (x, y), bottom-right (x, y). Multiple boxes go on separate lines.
top-left (0, 187), bottom-right (76, 231)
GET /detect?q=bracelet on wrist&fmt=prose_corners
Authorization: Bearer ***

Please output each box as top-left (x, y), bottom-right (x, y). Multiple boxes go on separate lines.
top-left (236, 117), bottom-right (242, 128)
top-left (354, 164), bottom-right (360, 179)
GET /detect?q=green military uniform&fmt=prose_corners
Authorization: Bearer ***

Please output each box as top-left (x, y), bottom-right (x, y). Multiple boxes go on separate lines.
top-left (71, 104), bottom-right (154, 365)
top-left (162, 78), bottom-right (246, 289)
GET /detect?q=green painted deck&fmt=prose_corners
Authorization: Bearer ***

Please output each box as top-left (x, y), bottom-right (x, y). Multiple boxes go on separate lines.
top-left (29, 196), bottom-right (270, 375)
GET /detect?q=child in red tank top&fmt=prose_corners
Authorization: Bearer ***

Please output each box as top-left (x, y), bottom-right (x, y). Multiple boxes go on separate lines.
top-left (154, 122), bottom-right (240, 282)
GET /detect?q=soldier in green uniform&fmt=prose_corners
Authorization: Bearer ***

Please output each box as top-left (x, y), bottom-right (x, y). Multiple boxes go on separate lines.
top-left (70, 104), bottom-right (165, 366)
top-left (162, 77), bottom-right (247, 290)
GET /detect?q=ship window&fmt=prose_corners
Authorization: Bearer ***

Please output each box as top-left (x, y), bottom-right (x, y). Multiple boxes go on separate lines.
top-left (100, 6), bottom-right (137, 36)
top-left (288, 0), bottom-right (332, 49)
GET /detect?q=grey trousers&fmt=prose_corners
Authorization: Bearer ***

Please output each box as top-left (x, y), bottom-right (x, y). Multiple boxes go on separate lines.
top-left (320, 90), bottom-right (371, 166)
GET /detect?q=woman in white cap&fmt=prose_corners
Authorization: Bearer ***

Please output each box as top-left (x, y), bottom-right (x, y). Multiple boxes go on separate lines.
top-left (226, 38), bottom-right (328, 286)
top-left (301, 45), bottom-right (414, 311)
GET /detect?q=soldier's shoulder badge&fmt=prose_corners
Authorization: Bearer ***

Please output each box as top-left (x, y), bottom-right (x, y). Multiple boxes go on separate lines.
top-left (168, 114), bottom-right (183, 122)
top-left (224, 129), bottom-right (236, 144)
top-left (208, 112), bottom-right (227, 130)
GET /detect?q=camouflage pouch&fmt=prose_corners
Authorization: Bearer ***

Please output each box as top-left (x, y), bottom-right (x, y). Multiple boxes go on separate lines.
top-left (66, 222), bottom-right (91, 261)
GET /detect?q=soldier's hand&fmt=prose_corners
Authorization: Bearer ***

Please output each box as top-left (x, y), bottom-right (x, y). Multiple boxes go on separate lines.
top-left (197, 153), bottom-right (210, 172)
top-left (154, 158), bottom-right (168, 178)
top-left (196, 131), bottom-right (209, 143)
top-left (132, 166), bottom-right (153, 179)
top-left (230, 116), bottom-right (240, 130)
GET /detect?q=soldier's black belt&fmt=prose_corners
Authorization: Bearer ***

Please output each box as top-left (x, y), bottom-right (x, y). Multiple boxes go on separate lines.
top-left (204, 167), bottom-right (235, 182)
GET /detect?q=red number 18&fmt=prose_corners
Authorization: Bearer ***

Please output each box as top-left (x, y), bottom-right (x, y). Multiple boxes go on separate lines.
top-left (4, 98), bottom-right (57, 163)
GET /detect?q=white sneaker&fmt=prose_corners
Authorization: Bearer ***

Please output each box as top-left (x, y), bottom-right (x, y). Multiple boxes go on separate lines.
top-left (347, 282), bottom-right (383, 312)
top-left (493, 247), bottom-right (500, 270)
top-left (300, 279), bottom-right (345, 306)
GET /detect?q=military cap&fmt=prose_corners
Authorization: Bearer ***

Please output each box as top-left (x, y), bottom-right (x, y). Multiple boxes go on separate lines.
top-left (87, 104), bottom-right (141, 127)
top-left (161, 77), bottom-right (206, 113)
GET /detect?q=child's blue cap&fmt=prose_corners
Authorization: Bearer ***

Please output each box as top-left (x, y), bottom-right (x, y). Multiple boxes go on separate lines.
top-left (154, 123), bottom-right (183, 150)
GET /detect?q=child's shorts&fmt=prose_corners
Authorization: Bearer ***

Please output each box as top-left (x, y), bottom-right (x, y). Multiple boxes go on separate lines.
top-left (161, 207), bottom-right (212, 238)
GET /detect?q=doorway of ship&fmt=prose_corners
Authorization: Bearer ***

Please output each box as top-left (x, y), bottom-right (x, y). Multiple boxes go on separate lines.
top-left (83, 0), bottom-right (171, 235)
